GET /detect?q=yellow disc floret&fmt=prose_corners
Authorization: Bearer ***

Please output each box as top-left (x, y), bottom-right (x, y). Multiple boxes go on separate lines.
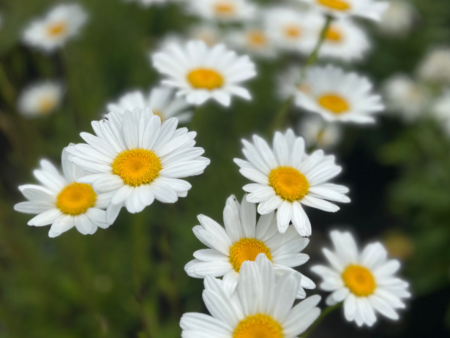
top-left (37, 96), bottom-right (57, 114)
top-left (229, 238), bottom-right (272, 272)
top-left (284, 25), bottom-right (302, 39)
top-left (317, 0), bottom-right (351, 11)
top-left (56, 183), bottom-right (96, 216)
top-left (187, 68), bottom-right (224, 90)
top-left (233, 314), bottom-right (283, 338)
top-left (325, 26), bottom-right (343, 42)
top-left (213, 1), bottom-right (235, 15)
top-left (247, 31), bottom-right (267, 47)
top-left (342, 265), bottom-right (376, 297)
top-left (269, 166), bottom-right (309, 202)
top-left (112, 148), bottom-right (162, 187)
top-left (47, 22), bottom-right (68, 37)
top-left (318, 93), bottom-right (350, 115)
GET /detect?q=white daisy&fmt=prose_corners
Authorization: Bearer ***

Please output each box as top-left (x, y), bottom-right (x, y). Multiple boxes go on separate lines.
top-left (187, 0), bottom-right (256, 23)
top-left (311, 230), bottom-right (411, 327)
top-left (189, 23), bottom-right (222, 47)
top-left (152, 40), bottom-right (256, 106)
top-left (298, 115), bottom-right (342, 150)
top-left (124, 0), bottom-right (168, 7)
top-left (226, 27), bottom-right (276, 59)
top-left (417, 47), bottom-right (450, 84)
top-left (432, 90), bottom-right (450, 137)
top-left (17, 81), bottom-right (64, 117)
top-left (296, 0), bottom-right (389, 21)
top-left (106, 87), bottom-right (193, 123)
top-left (234, 129), bottom-right (350, 237)
top-left (276, 66), bottom-right (310, 100)
top-left (378, 0), bottom-right (417, 37)
top-left (181, 254), bottom-right (322, 338)
top-left (185, 195), bottom-right (315, 298)
top-left (66, 108), bottom-right (210, 224)
top-left (22, 4), bottom-right (88, 52)
top-left (294, 65), bottom-right (384, 124)
top-left (14, 148), bottom-right (112, 238)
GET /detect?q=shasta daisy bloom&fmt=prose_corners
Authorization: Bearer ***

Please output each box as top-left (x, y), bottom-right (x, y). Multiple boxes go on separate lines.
top-left (106, 87), bottom-right (193, 123)
top-left (276, 66), bottom-right (311, 100)
top-left (22, 4), bottom-right (87, 52)
top-left (294, 65), bottom-right (384, 124)
top-left (298, 115), bottom-right (342, 150)
top-left (378, 0), bottom-right (417, 37)
top-left (226, 27), bottom-right (276, 59)
top-left (187, 0), bottom-right (256, 23)
top-left (311, 230), bottom-right (411, 327)
top-left (189, 23), bottom-right (222, 47)
top-left (185, 195), bottom-right (315, 298)
top-left (152, 40), bottom-right (256, 106)
top-left (181, 254), bottom-right (322, 338)
top-left (124, 0), bottom-right (168, 7)
top-left (234, 129), bottom-right (350, 237)
top-left (66, 108), bottom-right (210, 224)
top-left (17, 81), bottom-right (64, 117)
top-left (14, 148), bottom-right (112, 238)
top-left (432, 90), bottom-right (450, 137)
top-left (417, 47), bottom-right (450, 84)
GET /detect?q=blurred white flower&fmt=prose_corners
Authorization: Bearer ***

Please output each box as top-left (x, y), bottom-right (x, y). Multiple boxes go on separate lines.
top-left (298, 115), bottom-right (342, 150)
top-left (152, 40), bottom-right (256, 106)
top-left (187, 0), bottom-right (256, 22)
top-left (66, 108), bottom-right (210, 224)
top-left (189, 23), bottom-right (222, 47)
top-left (417, 47), bottom-right (450, 84)
top-left (185, 195), bottom-right (315, 298)
top-left (295, 65), bottom-right (384, 124)
top-left (382, 74), bottom-right (430, 123)
top-left (276, 66), bottom-right (311, 101)
top-left (124, 0), bottom-right (168, 7)
top-left (432, 90), bottom-right (450, 136)
top-left (234, 129), bottom-right (350, 237)
top-left (14, 148), bottom-right (112, 238)
top-left (377, 0), bottom-right (417, 37)
top-left (226, 27), bottom-right (276, 59)
top-left (18, 81), bottom-right (64, 117)
top-left (22, 3), bottom-right (88, 52)
top-left (181, 254), bottom-right (322, 338)
top-left (106, 87), bottom-right (193, 123)
top-left (311, 230), bottom-right (411, 327)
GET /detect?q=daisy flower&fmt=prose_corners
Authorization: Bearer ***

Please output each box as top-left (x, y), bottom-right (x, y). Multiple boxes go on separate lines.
top-left (17, 81), bottom-right (64, 117)
top-left (311, 230), bottom-right (411, 327)
top-left (22, 3), bottom-right (88, 52)
top-left (226, 26), bottom-right (276, 59)
top-left (189, 23), bottom-right (222, 47)
top-left (417, 47), bottom-right (450, 84)
top-left (298, 115), bottom-right (342, 150)
top-left (294, 65), bottom-right (384, 124)
top-left (432, 90), bottom-right (450, 137)
top-left (185, 195), bottom-right (315, 298)
top-left (276, 66), bottom-right (311, 100)
top-left (66, 108), bottom-right (210, 224)
top-left (14, 148), bottom-right (112, 238)
top-left (378, 0), bottom-right (417, 37)
top-left (187, 0), bottom-right (256, 23)
top-left (152, 40), bottom-right (256, 106)
top-left (124, 0), bottom-right (168, 7)
top-left (296, 0), bottom-right (389, 21)
top-left (106, 87), bottom-right (193, 123)
top-left (234, 129), bottom-right (350, 237)
top-left (181, 254), bottom-right (322, 338)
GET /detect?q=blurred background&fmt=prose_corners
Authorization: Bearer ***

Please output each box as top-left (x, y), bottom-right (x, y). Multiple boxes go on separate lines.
top-left (0, 0), bottom-right (450, 337)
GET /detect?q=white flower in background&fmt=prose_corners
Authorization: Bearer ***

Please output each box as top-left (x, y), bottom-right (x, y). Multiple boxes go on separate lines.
top-left (124, 0), bottom-right (168, 7)
top-left (276, 66), bottom-right (311, 101)
top-left (22, 4), bottom-right (88, 52)
top-left (152, 40), bottom-right (256, 106)
top-left (226, 27), bottom-right (276, 59)
top-left (106, 87), bottom-right (193, 123)
top-left (181, 254), bottom-right (321, 338)
top-left (295, 65), bottom-right (384, 124)
top-left (382, 74), bottom-right (429, 123)
top-left (185, 195), bottom-right (315, 298)
top-left (17, 81), bottom-right (64, 117)
top-left (189, 23), bottom-right (222, 47)
top-left (298, 115), bottom-right (342, 150)
top-left (187, 0), bottom-right (256, 22)
top-left (296, 0), bottom-right (389, 21)
top-left (432, 90), bottom-right (450, 136)
top-left (14, 148), bottom-right (112, 238)
top-left (311, 230), bottom-right (410, 327)
top-left (66, 108), bottom-right (210, 224)
top-left (234, 129), bottom-right (350, 237)
top-left (417, 47), bottom-right (450, 84)
top-left (378, 0), bottom-right (416, 37)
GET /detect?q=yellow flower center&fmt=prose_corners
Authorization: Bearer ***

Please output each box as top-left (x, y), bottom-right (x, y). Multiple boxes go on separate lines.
top-left (152, 109), bottom-right (164, 121)
top-left (247, 31), bottom-right (267, 47)
top-left (318, 94), bottom-right (350, 114)
top-left (342, 265), bottom-right (376, 297)
top-left (269, 166), bottom-right (309, 202)
top-left (213, 1), bottom-right (235, 15)
top-left (47, 22), bottom-right (67, 37)
top-left (187, 68), bottom-right (224, 90)
top-left (56, 183), bottom-right (97, 216)
top-left (317, 0), bottom-right (351, 11)
top-left (325, 26), bottom-right (343, 42)
top-left (229, 238), bottom-right (272, 272)
top-left (233, 314), bottom-right (283, 338)
top-left (284, 25), bottom-right (302, 39)
top-left (112, 148), bottom-right (162, 187)
top-left (37, 96), bottom-right (56, 114)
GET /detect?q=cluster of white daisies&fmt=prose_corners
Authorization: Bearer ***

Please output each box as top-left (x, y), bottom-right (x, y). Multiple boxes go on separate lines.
top-left (12, 0), bottom-right (413, 335)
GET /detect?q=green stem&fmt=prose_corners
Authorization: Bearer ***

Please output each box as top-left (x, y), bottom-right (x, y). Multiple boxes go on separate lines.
top-left (0, 62), bottom-right (17, 109)
top-left (302, 302), bottom-right (341, 338)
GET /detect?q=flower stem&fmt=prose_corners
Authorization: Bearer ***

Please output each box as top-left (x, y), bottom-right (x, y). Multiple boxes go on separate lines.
top-left (301, 302), bottom-right (341, 338)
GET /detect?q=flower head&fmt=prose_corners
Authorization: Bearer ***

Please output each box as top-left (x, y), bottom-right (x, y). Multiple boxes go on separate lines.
top-left (298, 115), bottom-right (342, 150)
top-left (226, 26), bottom-right (276, 59)
top-left (417, 47), bottom-right (450, 84)
top-left (125, 0), bottom-right (169, 7)
top-left (17, 81), bottom-right (64, 117)
top-left (187, 0), bottom-right (257, 22)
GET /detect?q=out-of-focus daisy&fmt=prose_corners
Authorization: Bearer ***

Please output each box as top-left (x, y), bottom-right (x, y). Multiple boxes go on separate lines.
top-left (106, 87), bottom-right (193, 123)
top-left (22, 4), bottom-right (88, 52)
top-left (382, 74), bottom-right (429, 123)
top-left (295, 65), bottom-right (384, 124)
top-left (185, 195), bottom-right (315, 298)
top-left (296, 0), bottom-right (389, 21)
top-left (189, 23), bottom-right (221, 47)
top-left (181, 254), bottom-right (321, 338)
top-left (276, 66), bottom-right (311, 100)
top-left (234, 129), bottom-right (350, 237)
top-left (17, 81), bottom-right (64, 117)
top-left (66, 108), bottom-right (210, 224)
top-left (417, 47), bottom-right (450, 84)
top-left (187, 0), bottom-right (256, 22)
top-left (14, 148), bottom-right (111, 238)
top-left (227, 27), bottom-right (276, 59)
top-left (298, 115), bottom-right (342, 150)
top-left (378, 0), bottom-right (417, 37)
top-left (432, 90), bottom-right (450, 136)
top-left (152, 40), bottom-right (256, 106)
top-left (124, 0), bottom-right (168, 7)
top-left (311, 230), bottom-right (410, 327)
